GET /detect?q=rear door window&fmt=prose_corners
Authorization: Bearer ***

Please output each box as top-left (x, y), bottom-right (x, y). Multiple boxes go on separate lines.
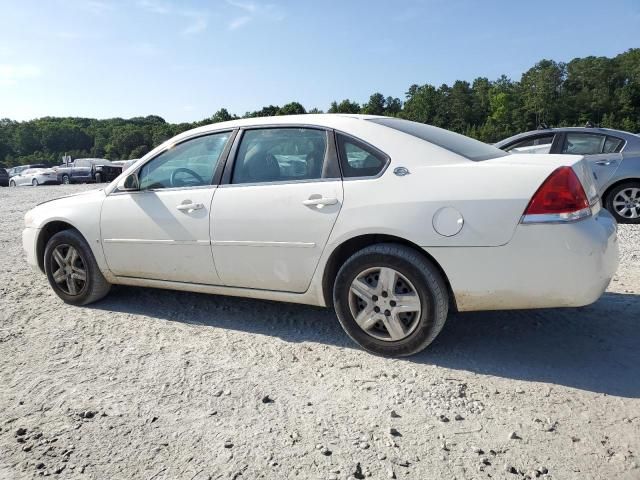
top-left (561, 133), bottom-right (606, 155)
top-left (231, 128), bottom-right (328, 184)
top-left (505, 134), bottom-right (555, 154)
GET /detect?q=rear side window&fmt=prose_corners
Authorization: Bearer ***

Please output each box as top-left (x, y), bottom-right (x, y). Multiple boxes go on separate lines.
top-left (505, 134), bottom-right (554, 154)
top-left (562, 133), bottom-right (605, 155)
top-left (368, 117), bottom-right (507, 161)
top-left (603, 136), bottom-right (624, 153)
top-left (336, 134), bottom-right (388, 178)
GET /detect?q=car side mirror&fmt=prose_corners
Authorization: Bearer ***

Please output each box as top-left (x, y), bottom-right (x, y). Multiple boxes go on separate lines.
top-left (118, 173), bottom-right (139, 191)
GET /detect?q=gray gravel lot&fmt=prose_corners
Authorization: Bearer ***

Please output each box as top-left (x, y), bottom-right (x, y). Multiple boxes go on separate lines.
top-left (1, 184), bottom-right (639, 479)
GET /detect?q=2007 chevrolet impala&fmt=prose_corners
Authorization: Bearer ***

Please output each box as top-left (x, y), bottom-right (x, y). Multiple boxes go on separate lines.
top-left (22, 115), bottom-right (619, 356)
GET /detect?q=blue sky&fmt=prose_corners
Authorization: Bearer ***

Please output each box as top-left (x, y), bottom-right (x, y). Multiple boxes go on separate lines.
top-left (1, 0), bottom-right (638, 123)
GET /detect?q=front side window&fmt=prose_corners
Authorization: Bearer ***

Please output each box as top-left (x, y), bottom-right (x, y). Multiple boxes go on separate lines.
top-left (139, 131), bottom-right (231, 190)
top-left (337, 134), bottom-right (388, 178)
top-left (231, 128), bottom-right (327, 184)
top-left (506, 134), bottom-right (554, 154)
top-left (562, 133), bottom-right (605, 155)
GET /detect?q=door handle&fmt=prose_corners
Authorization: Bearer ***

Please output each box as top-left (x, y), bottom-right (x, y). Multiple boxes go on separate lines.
top-left (595, 160), bottom-right (614, 166)
top-left (176, 202), bottom-right (204, 213)
top-left (302, 197), bottom-right (338, 208)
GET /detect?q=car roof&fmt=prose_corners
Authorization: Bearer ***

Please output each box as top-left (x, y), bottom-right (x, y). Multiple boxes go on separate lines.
top-left (495, 127), bottom-right (640, 149)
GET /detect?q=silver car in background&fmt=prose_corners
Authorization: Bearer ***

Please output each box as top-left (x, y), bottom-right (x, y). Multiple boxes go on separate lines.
top-left (9, 167), bottom-right (60, 186)
top-left (495, 127), bottom-right (640, 223)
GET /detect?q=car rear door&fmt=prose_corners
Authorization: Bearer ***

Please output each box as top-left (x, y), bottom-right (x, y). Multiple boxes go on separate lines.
top-left (210, 127), bottom-right (343, 293)
top-left (560, 132), bottom-right (622, 192)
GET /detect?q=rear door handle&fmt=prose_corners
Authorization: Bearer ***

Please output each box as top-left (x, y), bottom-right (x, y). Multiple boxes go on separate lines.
top-left (595, 160), bottom-right (614, 166)
top-left (302, 197), bottom-right (338, 208)
top-left (176, 202), bottom-right (204, 213)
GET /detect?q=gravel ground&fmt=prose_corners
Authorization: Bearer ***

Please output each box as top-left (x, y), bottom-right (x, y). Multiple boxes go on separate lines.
top-left (1, 184), bottom-right (639, 480)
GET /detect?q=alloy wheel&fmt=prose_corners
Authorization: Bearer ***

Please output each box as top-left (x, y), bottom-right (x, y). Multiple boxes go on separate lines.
top-left (348, 266), bottom-right (422, 341)
top-left (50, 244), bottom-right (87, 296)
top-left (612, 187), bottom-right (640, 219)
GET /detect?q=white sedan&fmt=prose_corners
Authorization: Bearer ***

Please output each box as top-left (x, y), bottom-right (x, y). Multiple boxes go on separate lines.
top-left (10, 167), bottom-right (60, 186)
top-left (22, 115), bottom-right (619, 356)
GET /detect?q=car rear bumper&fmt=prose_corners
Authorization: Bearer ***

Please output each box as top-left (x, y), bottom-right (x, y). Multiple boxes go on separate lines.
top-left (427, 208), bottom-right (619, 311)
top-left (22, 227), bottom-right (41, 271)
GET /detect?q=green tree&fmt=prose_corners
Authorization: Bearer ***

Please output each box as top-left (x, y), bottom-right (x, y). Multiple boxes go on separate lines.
top-left (328, 99), bottom-right (361, 114)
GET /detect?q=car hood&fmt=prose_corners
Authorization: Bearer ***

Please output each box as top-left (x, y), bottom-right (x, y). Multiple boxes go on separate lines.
top-left (36, 188), bottom-right (105, 207)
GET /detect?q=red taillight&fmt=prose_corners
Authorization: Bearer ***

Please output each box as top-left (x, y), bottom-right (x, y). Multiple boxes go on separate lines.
top-left (522, 167), bottom-right (591, 222)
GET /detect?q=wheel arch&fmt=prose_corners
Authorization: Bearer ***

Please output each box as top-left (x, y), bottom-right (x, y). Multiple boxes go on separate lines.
top-left (36, 221), bottom-right (80, 272)
top-left (602, 177), bottom-right (640, 204)
top-left (321, 234), bottom-right (456, 311)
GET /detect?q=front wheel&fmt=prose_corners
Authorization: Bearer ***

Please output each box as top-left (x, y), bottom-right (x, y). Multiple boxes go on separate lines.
top-left (44, 229), bottom-right (111, 305)
top-left (333, 243), bottom-right (449, 357)
top-left (9, 180), bottom-right (16, 187)
top-left (605, 181), bottom-right (640, 224)
top-left (32, 178), bottom-right (38, 186)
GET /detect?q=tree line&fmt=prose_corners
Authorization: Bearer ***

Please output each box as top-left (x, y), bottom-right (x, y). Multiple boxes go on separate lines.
top-left (1, 49), bottom-right (638, 167)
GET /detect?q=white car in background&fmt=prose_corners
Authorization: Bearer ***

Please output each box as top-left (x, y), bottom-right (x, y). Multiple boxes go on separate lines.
top-left (10, 167), bottom-right (60, 186)
top-left (22, 115), bottom-right (618, 356)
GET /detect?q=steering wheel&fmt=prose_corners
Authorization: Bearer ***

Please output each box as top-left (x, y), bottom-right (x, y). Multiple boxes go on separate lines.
top-left (170, 168), bottom-right (204, 187)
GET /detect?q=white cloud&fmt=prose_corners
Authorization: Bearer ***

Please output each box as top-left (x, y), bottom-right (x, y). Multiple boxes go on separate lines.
top-left (136, 1), bottom-right (209, 35)
top-left (225, 0), bottom-right (284, 30)
top-left (137, 0), bottom-right (170, 15)
top-left (226, 0), bottom-right (258, 14)
top-left (82, 0), bottom-right (114, 14)
top-left (182, 14), bottom-right (208, 35)
top-left (0, 64), bottom-right (42, 86)
top-left (228, 16), bottom-right (251, 30)
top-left (132, 43), bottom-right (161, 56)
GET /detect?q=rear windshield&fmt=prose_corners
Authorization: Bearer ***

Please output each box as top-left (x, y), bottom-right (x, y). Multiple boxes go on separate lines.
top-left (368, 118), bottom-right (508, 161)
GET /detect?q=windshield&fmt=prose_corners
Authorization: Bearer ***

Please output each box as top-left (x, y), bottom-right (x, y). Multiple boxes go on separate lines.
top-left (368, 118), bottom-right (508, 161)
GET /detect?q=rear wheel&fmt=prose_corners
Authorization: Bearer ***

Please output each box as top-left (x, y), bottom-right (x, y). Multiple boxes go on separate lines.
top-left (44, 229), bottom-right (111, 305)
top-left (606, 181), bottom-right (640, 224)
top-left (333, 243), bottom-right (449, 357)
top-left (95, 172), bottom-right (102, 183)
top-left (32, 178), bottom-right (38, 186)
top-left (9, 180), bottom-right (16, 187)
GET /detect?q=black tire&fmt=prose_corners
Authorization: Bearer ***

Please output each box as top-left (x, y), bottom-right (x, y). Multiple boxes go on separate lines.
top-left (62, 175), bottom-right (70, 185)
top-left (605, 181), bottom-right (640, 224)
top-left (333, 243), bottom-right (449, 357)
top-left (44, 229), bottom-right (111, 305)
top-left (9, 180), bottom-right (16, 187)
top-left (95, 172), bottom-right (102, 183)
top-left (32, 178), bottom-right (38, 186)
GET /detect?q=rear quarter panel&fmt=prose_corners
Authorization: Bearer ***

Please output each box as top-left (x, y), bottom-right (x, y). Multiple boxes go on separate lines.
top-left (328, 153), bottom-right (584, 249)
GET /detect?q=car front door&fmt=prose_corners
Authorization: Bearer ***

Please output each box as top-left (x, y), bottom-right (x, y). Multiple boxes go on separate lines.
top-left (100, 131), bottom-right (233, 284)
top-left (211, 127), bottom-right (343, 293)
top-left (16, 170), bottom-right (31, 185)
top-left (560, 132), bottom-right (623, 192)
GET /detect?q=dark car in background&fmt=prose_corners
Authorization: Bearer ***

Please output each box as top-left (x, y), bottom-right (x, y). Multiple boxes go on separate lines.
top-left (495, 127), bottom-right (640, 223)
top-left (0, 167), bottom-right (8, 187)
top-left (56, 158), bottom-right (123, 184)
